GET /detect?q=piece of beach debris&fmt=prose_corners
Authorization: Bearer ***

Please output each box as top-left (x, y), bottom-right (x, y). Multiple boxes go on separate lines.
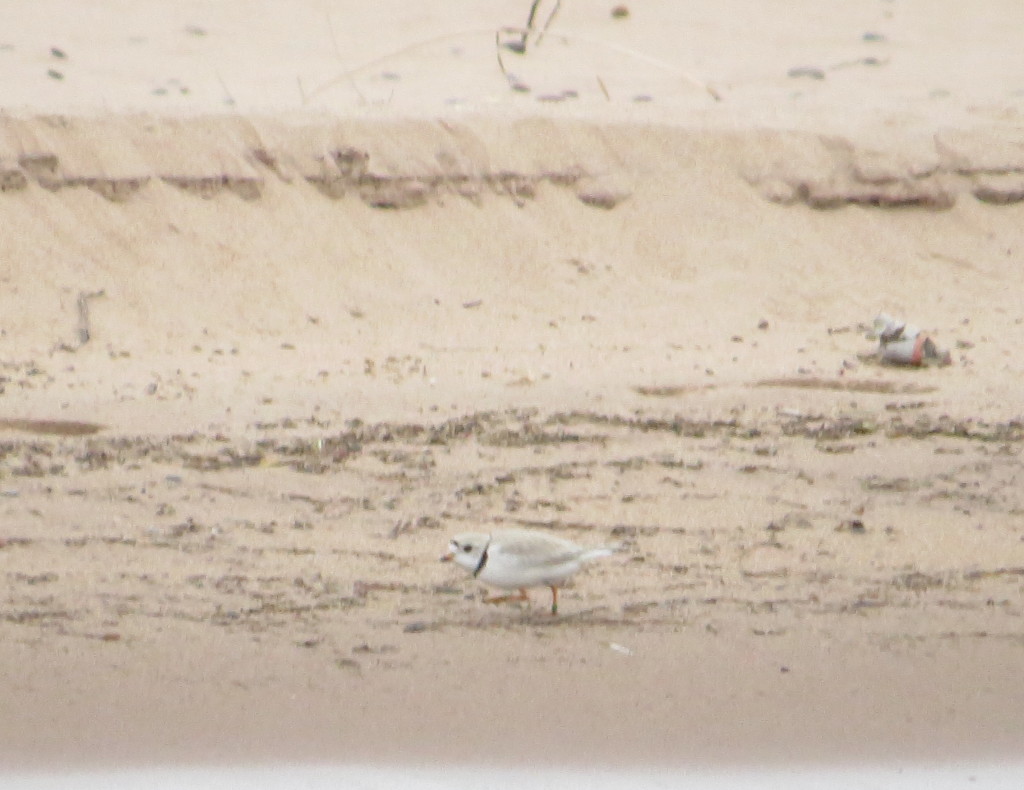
top-left (868, 313), bottom-right (952, 366)
top-left (76, 289), bottom-right (105, 346)
top-left (536, 89), bottom-right (578, 103)
top-left (576, 185), bottom-right (629, 209)
top-left (611, 6), bottom-right (630, 19)
top-left (787, 66), bottom-right (825, 80)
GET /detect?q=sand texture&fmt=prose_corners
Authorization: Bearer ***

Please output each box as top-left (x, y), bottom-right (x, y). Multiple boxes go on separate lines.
top-left (1, 0), bottom-right (1024, 772)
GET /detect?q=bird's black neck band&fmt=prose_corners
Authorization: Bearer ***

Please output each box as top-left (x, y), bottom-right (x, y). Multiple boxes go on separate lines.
top-left (473, 536), bottom-right (492, 577)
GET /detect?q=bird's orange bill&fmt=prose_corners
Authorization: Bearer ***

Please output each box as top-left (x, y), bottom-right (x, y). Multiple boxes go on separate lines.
top-left (439, 551), bottom-right (454, 562)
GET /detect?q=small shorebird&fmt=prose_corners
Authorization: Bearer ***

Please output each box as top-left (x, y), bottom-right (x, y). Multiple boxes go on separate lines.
top-left (440, 528), bottom-right (616, 614)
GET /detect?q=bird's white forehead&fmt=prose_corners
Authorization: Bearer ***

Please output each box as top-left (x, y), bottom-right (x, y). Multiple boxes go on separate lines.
top-left (448, 532), bottom-right (488, 548)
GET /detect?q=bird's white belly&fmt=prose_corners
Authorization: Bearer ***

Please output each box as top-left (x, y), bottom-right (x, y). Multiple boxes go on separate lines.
top-left (478, 558), bottom-right (581, 590)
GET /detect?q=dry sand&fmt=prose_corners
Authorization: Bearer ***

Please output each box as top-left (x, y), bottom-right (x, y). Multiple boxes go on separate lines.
top-left (1, 0), bottom-right (1024, 773)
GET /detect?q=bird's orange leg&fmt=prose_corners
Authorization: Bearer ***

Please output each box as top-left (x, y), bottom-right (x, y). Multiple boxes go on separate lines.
top-left (549, 585), bottom-right (559, 615)
top-left (483, 588), bottom-right (531, 606)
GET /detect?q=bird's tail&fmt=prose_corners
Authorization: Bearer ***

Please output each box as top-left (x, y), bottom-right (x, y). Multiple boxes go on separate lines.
top-left (579, 545), bottom-right (621, 563)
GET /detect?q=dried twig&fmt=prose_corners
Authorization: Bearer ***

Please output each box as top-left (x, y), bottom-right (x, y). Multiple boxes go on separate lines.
top-left (506, 0), bottom-right (562, 53)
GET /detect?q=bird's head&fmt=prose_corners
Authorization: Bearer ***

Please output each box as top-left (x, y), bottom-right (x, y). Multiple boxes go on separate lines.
top-left (440, 532), bottom-right (490, 573)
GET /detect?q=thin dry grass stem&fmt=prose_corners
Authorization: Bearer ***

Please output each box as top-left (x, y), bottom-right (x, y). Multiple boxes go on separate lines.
top-left (304, 24), bottom-right (720, 104)
top-left (526, 0), bottom-right (562, 49)
top-left (214, 70), bottom-right (235, 107)
top-left (304, 28), bottom-right (495, 104)
top-left (501, 0), bottom-right (563, 55)
top-left (535, 30), bottom-right (722, 100)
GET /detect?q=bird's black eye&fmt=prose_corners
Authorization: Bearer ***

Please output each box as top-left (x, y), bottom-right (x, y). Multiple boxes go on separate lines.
top-left (462, 543), bottom-right (473, 553)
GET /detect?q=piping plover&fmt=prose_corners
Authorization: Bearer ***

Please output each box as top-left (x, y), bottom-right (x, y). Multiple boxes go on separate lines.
top-left (440, 528), bottom-right (615, 614)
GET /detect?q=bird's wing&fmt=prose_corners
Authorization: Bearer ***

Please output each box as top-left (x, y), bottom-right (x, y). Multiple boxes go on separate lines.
top-left (490, 531), bottom-right (583, 568)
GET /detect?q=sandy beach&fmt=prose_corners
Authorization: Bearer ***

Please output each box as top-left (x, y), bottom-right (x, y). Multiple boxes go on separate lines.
top-left (2, 0), bottom-right (1024, 775)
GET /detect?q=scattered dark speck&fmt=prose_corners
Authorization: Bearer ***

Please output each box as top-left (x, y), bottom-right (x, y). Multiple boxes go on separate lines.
top-left (47, 69), bottom-right (64, 81)
top-left (50, 47), bottom-right (67, 59)
top-left (862, 31), bottom-right (887, 43)
top-left (780, 666), bottom-right (790, 673)
top-left (611, 5), bottom-right (630, 19)
top-left (403, 621), bottom-right (429, 633)
top-left (837, 519), bottom-right (866, 534)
